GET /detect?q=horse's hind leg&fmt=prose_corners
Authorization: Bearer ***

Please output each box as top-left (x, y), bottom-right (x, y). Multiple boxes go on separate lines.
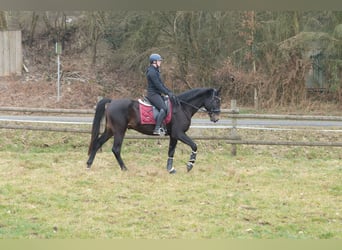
top-left (112, 133), bottom-right (128, 171)
top-left (87, 131), bottom-right (112, 169)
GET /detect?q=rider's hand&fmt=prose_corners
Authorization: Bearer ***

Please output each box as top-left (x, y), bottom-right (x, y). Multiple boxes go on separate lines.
top-left (170, 94), bottom-right (180, 106)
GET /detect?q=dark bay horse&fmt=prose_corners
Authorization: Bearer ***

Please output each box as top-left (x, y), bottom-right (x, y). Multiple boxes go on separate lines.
top-left (87, 87), bottom-right (221, 174)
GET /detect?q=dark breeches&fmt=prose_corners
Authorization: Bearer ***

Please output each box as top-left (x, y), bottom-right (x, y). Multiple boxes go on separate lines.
top-left (147, 92), bottom-right (167, 111)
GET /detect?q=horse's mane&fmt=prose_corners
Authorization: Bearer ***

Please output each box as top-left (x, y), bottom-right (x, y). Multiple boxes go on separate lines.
top-left (177, 88), bottom-right (213, 102)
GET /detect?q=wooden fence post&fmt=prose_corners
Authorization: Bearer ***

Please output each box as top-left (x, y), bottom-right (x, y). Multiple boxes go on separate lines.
top-left (230, 99), bottom-right (241, 156)
top-left (254, 88), bottom-right (259, 110)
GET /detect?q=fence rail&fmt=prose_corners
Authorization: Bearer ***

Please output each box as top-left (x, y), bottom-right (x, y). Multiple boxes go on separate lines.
top-left (1, 106), bottom-right (342, 121)
top-left (2, 124), bottom-right (342, 148)
top-left (1, 106), bottom-right (342, 152)
top-left (0, 107), bottom-right (94, 114)
top-left (229, 113), bottom-right (342, 121)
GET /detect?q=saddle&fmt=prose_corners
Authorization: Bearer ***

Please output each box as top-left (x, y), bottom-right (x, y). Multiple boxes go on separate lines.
top-left (138, 96), bottom-right (172, 125)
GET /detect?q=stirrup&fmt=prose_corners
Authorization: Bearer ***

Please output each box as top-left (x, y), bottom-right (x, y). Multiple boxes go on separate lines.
top-left (153, 127), bottom-right (165, 136)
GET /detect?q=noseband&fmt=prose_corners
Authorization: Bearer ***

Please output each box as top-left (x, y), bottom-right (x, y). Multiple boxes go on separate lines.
top-left (205, 89), bottom-right (221, 115)
top-left (207, 94), bottom-right (221, 114)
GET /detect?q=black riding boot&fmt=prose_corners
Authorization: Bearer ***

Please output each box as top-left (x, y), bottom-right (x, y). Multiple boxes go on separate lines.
top-left (153, 108), bottom-right (166, 135)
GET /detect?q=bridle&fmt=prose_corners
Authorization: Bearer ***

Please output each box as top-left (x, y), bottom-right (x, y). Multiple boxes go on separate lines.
top-left (207, 95), bottom-right (221, 114)
top-left (178, 90), bottom-right (221, 115)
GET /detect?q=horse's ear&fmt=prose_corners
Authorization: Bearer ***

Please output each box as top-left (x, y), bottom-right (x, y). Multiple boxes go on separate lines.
top-left (216, 87), bottom-right (222, 95)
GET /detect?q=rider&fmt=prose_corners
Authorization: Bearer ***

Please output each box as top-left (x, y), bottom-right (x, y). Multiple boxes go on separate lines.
top-left (146, 53), bottom-right (174, 135)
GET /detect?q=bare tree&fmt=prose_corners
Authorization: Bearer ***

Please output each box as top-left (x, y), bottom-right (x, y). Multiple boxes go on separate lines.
top-left (28, 12), bottom-right (39, 47)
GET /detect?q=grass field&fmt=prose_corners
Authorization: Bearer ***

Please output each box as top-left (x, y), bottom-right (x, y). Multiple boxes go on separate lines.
top-left (0, 128), bottom-right (341, 239)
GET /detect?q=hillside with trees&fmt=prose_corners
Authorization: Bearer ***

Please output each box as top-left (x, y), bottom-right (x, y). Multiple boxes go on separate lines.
top-left (0, 11), bottom-right (341, 112)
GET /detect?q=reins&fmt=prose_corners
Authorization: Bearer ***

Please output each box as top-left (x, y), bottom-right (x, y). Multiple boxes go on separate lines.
top-left (177, 90), bottom-right (221, 114)
top-left (179, 100), bottom-right (205, 112)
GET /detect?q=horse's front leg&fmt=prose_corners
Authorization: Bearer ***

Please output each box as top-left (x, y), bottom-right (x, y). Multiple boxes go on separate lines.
top-left (177, 133), bottom-right (198, 172)
top-left (167, 137), bottom-right (178, 174)
top-left (187, 150), bottom-right (197, 172)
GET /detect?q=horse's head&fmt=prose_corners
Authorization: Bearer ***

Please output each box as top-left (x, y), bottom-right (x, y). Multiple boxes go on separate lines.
top-left (204, 87), bottom-right (221, 123)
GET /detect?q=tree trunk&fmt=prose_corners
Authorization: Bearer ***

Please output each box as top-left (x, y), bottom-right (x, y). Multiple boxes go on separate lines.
top-left (0, 11), bottom-right (8, 30)
top-left (293, 11), bottom-right (300, 35)
top-left (29, 12), bottom-right (39, 47)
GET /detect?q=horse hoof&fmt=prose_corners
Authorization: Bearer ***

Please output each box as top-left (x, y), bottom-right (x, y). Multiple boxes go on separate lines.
top-left (167, 166), bottom-right (176, 174)
top-left (186, 163), bottom-right (193, 172)
top-left (169, 169), bottom-right (176, 174)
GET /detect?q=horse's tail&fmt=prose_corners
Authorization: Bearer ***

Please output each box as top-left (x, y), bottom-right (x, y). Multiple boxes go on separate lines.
top-left (88, 98), bottom-right (112, 155)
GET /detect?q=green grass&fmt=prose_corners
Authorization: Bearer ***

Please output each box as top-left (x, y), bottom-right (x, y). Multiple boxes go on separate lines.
top-left (0, 129), bottom-right (341, 239)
